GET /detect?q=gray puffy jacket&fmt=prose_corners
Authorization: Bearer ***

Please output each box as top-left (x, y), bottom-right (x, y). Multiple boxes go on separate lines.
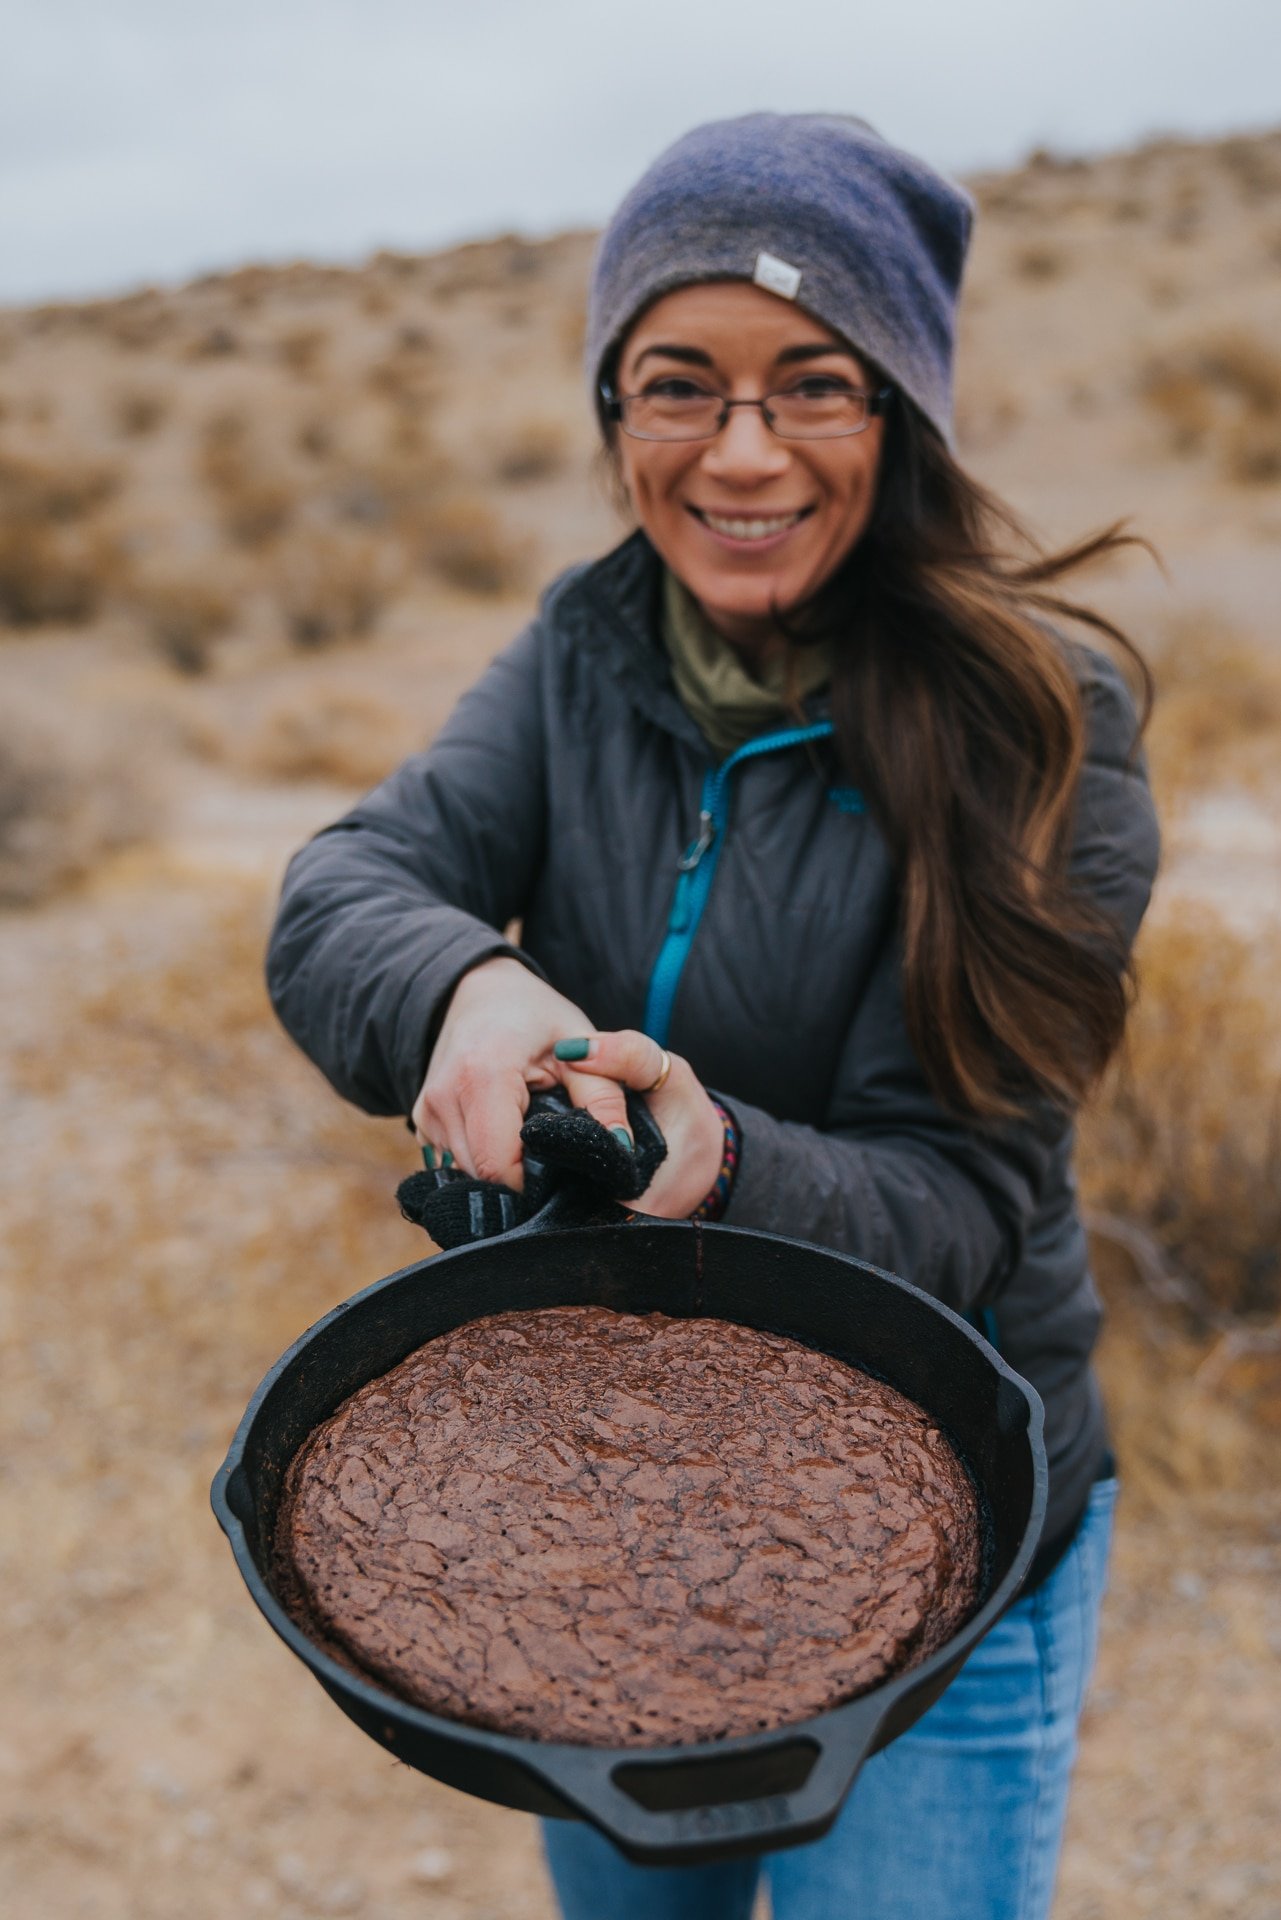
top-left (267, 530), bottom-right (1160, 1546)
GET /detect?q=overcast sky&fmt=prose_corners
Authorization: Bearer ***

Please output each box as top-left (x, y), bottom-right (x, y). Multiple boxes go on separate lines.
top-left (2, 0), bottom-right (1278, 304)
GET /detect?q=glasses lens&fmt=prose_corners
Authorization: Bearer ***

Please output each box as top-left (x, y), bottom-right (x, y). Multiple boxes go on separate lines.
top-left (622, 391), bottom-right (723, 440)
top-left (768, 391), bottom-right (870, 439)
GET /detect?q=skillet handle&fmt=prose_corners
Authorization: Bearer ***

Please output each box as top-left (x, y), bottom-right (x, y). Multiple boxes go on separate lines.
top-left (510, 1180), bottom-right (639, 1234)
top-left (399, 1087), bottom-right (668, 1248)
top-left (520, 1696), bottom-right (885, 1866)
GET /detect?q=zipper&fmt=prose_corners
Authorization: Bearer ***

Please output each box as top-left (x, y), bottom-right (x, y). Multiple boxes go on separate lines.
top-left (642, 721), bottom-right (839, 1047)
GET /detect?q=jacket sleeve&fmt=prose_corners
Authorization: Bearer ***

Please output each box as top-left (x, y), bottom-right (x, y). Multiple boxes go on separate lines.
top-left (719, 648), bottom-right (1161, 1314)
top-left (265, 622), bottom-right (549, 1116)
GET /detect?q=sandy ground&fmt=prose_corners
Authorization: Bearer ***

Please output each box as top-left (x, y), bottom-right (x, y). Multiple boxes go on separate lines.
top-left (3, 125), bottom-right (1281, 1918)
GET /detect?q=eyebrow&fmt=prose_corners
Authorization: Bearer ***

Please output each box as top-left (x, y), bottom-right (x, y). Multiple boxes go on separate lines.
top-left (630, 341), bottom-right (859, 372)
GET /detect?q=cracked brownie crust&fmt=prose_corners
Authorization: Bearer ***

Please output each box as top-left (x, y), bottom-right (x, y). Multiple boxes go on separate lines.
top-left (276, 1306), bottom-right (982, 1747)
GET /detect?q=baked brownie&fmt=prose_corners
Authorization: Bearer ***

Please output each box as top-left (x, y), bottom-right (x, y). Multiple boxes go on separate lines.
top-left (276, 1306), bottom-right (982, 1747)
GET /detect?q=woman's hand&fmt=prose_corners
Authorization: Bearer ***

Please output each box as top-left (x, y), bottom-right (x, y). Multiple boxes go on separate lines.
top-left (411, 958), bottom-right (634, 1190)
top-left (547, 1029), bottom-right (724, 1218)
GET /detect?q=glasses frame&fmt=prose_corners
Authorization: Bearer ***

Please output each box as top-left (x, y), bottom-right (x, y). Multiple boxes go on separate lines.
top-left (599, 379), bottom-right (894, 442)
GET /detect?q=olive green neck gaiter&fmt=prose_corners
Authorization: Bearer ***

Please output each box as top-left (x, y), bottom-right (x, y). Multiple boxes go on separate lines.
top-left (660, 567), bottom-right (835, 761)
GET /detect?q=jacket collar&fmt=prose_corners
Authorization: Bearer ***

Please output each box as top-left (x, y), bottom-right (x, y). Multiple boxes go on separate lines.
top-left (542, 527), bottom-right (833, 752)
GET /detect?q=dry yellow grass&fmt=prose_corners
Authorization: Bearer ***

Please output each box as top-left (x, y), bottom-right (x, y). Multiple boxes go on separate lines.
top-left (492, 415), bottom-right (570, 483)
top-left (0, 516), bottom-right (124, 626)
top-left (197, 411), bottom-right (294, 548)
top-left (1144, 613), bottom-right (1281, 810)
top-left (365, 344), bottom-right (436, 424)
top-left (413, 491), bottom-right (531, 595)
top-left (275, 323), bottom-right (329, 379)
top-left (242, 683), bottom-right (421, 786)
top-left (1079, 909), bottom-right (1281, 1323)
top-left (266, 523), bottom-right (403, 648)
top-left (0, 696), bottom-right (153, 902)
top-left (0, 449), bottom-right (125, 625)
top-left (127, 560), bottom-right (236, 674)
top-left (0, 447), bottom-right (119, 521)
top-left (109, 386), bottom-right (171, 438)
top-left (1011, 242), bottom-right (1065, 281)
top-left (1139, 327), bottom-right (1281, 482)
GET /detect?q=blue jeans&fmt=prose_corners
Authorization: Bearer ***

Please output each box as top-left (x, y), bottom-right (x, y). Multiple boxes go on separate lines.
top-left (542, 1475), bottom-right (1117, 1920)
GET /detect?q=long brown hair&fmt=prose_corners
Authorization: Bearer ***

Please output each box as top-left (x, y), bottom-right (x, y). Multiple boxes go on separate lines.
top-left (783, 399), bottom-right (1154, 1119)
top-left (602, 387), bottom-right (1155, 1120)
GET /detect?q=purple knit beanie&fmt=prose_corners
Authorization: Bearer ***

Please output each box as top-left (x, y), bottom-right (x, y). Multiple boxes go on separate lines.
top-left (585, 113), bottom-right (974, 447)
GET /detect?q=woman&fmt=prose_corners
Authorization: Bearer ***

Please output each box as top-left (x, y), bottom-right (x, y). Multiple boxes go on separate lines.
top-left (267, 113), bottom-right (1160, 1920)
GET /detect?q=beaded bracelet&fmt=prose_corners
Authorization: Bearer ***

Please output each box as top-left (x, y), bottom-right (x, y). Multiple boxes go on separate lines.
top-left (691, 1099), bottom-right (740, 1221)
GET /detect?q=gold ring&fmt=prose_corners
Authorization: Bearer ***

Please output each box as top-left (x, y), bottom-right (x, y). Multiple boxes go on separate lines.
top-left (644, 1048), bottom-right (673, 1095)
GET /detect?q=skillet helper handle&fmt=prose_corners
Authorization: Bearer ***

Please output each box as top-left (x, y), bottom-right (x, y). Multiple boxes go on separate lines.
top-left (522, 1696), bottom-right (885, 1867)
top-left (397, 1088), bottom-right (667, 1248)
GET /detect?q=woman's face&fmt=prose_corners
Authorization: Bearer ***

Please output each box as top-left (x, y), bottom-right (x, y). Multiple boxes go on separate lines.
top-left (612, 281), bottom-right (887, 649)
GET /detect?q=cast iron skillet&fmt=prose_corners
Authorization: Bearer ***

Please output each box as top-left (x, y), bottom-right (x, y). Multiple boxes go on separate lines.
top-left (212, 1184), bottom-right (1047, 1867)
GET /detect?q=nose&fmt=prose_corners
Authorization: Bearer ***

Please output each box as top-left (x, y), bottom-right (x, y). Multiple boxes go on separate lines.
top-left (699, 403), bottom-right (792, 488)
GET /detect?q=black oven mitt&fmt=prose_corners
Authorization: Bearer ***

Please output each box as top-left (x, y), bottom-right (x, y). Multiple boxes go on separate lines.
top-left (396, 1088), bottom-right (667, 1249)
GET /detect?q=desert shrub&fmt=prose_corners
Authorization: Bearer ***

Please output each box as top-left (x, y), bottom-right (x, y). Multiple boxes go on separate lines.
top-left (0, 451), bottom-right (119, 522)
top-left (332, 439), bottom-right (449, 529)
top-left (1138, 364), bottom-right (1214, 453)
top-left (219, 474), bottom-right (293, 547)
top-left (243, 684), bottom-right (418, 786)
top-left (431, 237), bottom-right (535, 300)
top-left (0, 453), bottom-right (124, 626)
top-left (110, 386), bottom-right (169, 438)
top-left (492, 416), bottom-right (569, 483)
top-left (101, 296), bottom-right (173, 353)
top-left (0, 522), bottom-right (121, 626)
top-left (268, 525), bottom-right (402, 648)
top-left (1011, 244), bottom-right (1064, 282)
top-left (1198, 332), bottom-right (1281, 411)
top-left (0, 699), bottom-right (151, 904)
top-left (1078, 911), bottom-right (1281, 1322)
top-left (397, 323), bottom-right (433, 354)
top-left (127, 562), bottom-right (235, 674)
top-left (197, 412), bottom-right (294, 547)
top-left (1139, 331), bottom-right (1281, 480)
top-left (198, 408), bottom-right (248, 481)
top-left (186, 323), bottom-right (241, 360)
top-left (414, 493), bottom-right (529, 596)
top-left (276, 325), bottom-right (328, 377)
top-left (1221, 412), bottom-right (1281, 485)
top-left (366, 349), bottom-right (435, 420)
top-left (370, 249), bottom-right (422, 280)
top-left (223, 264), bottom-right (275, 310)
top-left (1145, 616), bottom-right (1281, 809)
top-left (1217, 134), bottom-right (1280, 201)
top-left (296, 416), bottom-right (335, 461)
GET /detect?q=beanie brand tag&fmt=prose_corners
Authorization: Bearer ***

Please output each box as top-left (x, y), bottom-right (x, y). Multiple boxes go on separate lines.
top-left (753, 251), bottom-right (802, 300)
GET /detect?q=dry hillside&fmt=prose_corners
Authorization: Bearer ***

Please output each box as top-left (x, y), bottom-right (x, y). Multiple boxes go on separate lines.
top-left (2, 125), bottom-right (1280, 1920)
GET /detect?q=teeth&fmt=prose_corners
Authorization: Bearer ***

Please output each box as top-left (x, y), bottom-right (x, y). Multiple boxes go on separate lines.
top-left (701, 511), bottom-right (803, 540)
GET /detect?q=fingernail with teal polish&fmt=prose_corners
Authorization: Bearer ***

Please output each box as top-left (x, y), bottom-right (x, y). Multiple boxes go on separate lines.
top-left (610, 1125), bottom-right (634, 1153)
top-left (421, 1144), bottom-right (437, 1169)
top-left (554, 1037), bottom-right (592, 1062)
top-left (441, 1150), bottom-right (454, 1169)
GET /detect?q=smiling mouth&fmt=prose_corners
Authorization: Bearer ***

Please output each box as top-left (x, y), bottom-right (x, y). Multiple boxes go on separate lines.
top-left (689, 506), bottom-right (814, 542)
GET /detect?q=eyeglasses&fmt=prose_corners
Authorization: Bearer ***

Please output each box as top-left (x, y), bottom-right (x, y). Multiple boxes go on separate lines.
top-left (600, 378), bottom-right (893, 442)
